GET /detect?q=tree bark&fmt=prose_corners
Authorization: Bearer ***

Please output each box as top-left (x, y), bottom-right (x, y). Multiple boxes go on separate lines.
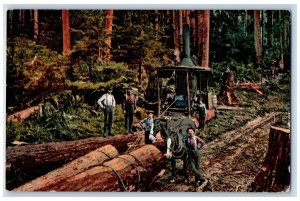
top-left (104, 10), bottom-right (114, 63)
top-left (254, 10), bottom-right (262, 68)
top-left (62, 10), bottom-right (71, 56)
top-left (202, 10), bottom-right (210, 67)
top-left (179, 10), bottom-right (183, 54)
top-left (33, 10), bottom-right (38, 43)
top-left (6, 132), bottom-right (144, 189)
top-left (13, 145), bottom-right (119, 191)
top-left (196, 10), bottom-right (203, 65)
top-left (250, 126), bottom-right (290, 192)
top-left (30, 145), bottom-right (165, 192)
top-left (190, 11), bottom-right (196, 56)
top-left (173, 10), bottom-right (180, 65)
top-left (155, 10), bottom-right (159, 38)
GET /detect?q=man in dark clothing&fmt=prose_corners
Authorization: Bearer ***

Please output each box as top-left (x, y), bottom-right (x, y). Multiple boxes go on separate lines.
top-left (193, 97), bottom-right (207, 129)
top-left (186, 127), bottom-right (206, 186)
top-left (122, 88), bottom-right (137, 134)
top-left (97, 86), bottom-right (116, 137)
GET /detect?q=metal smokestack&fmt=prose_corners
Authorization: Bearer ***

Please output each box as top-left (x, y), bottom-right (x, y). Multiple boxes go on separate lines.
top-left (180, 24), bottom-right (197, 67)
top-left (183, 24), bottom-right (191, 58)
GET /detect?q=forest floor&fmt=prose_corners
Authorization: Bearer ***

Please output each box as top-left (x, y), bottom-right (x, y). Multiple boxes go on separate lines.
top-left (146, 77), bottom-right (290, 192)
top-left (6, 75), bottom-right (290, 192)
top-left (148, 112), bottom-right (280, 192)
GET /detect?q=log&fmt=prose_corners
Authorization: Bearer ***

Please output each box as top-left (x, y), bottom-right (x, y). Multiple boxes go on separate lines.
top-left (250, 126), bottom-right (290, 192)
top-left (236, 82), bottom-right (263, 95)
top-left (13, 145), bottom-right (118, 191)
top-left (32, 145), bottom-right (165, 192)
top-left (6, 132), bottom-right (144, 190)
top-left (217, 105), bottom-right (244, 111)
top-left (7, 105), bottom-right (40, 122)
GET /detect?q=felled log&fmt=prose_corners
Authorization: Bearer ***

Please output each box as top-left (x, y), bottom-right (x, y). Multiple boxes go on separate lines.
top-left (34, 144), bottom-right (165, 192)
top-left (236, 82), bottom-right (263, 95)
top-left (250, 126), bottom-right (290, 192)
top-left (217, 105), bottom-right (244, 111)
top-left (6, 132), bottom-right (144, 189)
top-left (7, 105), bottom-right (40, 122)
top-left (13, 145), bottom-right (118, 191)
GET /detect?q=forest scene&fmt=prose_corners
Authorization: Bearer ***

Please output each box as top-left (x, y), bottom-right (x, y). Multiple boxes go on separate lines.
top-left (6, 10), bottom-right (291, 192)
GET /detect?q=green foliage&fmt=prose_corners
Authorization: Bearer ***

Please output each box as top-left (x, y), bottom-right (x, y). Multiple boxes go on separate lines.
top-left (211, 61), bottom-right (261, 83)
top-left (7, 37), bottom-right (69, 110)
top-left (92, 62), bottom-right (127, 82)
top-left (142, 39), bottom-right (174, 67)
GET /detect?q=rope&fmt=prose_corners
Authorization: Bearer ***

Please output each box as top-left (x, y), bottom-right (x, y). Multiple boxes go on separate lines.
top-left (102, 164), bottom-right (128, 192)
top-left (127, 153), bottom-right (146, 169)
top-left (117, 156), bottom-right (141, 189)
top-left (125, 136), bottom-right (143, 153)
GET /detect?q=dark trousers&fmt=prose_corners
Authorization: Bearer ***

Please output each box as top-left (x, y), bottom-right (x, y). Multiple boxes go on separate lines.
top-left (145, 130), bottom-right (152, 144)
top-left (188, 149), bottom-right (203, 182)
top-left (125, 104), bottom-right (134, 132)
top-left (199, 115), bottom-right (206, 129)
top-left (103, 106), bottom-right (114, 136)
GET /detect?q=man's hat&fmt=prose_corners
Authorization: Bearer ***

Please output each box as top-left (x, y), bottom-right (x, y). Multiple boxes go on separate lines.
top-left (147, 110), bottom-right (154, 114)
top-left (107, 86), bottom-right (113, 91)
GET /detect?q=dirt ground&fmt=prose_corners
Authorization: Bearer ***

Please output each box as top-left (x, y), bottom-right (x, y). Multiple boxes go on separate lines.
top-left (148, 113), bottom-right (281, 192)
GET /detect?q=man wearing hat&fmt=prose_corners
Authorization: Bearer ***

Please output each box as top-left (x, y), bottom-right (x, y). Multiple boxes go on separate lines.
top-left (140, 110), bottom-right (155, 144)
top-left (97, 86), bottom-right (116, 137)
top-left (122, 88), bottom-right (137, 134)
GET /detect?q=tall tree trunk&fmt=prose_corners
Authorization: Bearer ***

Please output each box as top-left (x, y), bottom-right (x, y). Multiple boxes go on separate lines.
top-left (104, 10), bottom-right (114, 63)
top-left (202, 10), bottom-right (210, 67)
top-left (173, 10), bottom-right (180, 65)
top-left (33, 10), bottom-right (38, 43)
top-left (19, 10), bottom-right (25, 33)
top-left (244, 10), bottom-right (248, 37)
top-left (155, 10), bottom-right (159, 38)
top-left (254, 10), bottom-right (262, 68)
top-left (179, 10), bottom-right (183, 54)
top-left (190, 11), bottom-right (197, 56)
top-left (196, 10), bottom-right (203, 65)
top-left (62, 10), bottom-right (71, 56)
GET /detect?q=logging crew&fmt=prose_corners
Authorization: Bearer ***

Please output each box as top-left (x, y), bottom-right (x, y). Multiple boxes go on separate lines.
top-left (97, 86), bottom-right (116, 137)
top-left (123, 88), bottom-right (137, 134)
top-left (193, 97), bottom-right (207, 129)
top-left (140, 110), bottom-right (156, 144)
top-left (186, 127), bottom-right (205, 186)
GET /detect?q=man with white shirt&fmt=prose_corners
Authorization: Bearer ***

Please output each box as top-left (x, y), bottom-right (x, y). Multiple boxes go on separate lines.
top-left (97, 86), bottom-right (116, 137)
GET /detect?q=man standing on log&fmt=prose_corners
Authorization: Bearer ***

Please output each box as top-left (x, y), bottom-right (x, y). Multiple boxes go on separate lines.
top-left (123, 88), bottom-right (137, 134)
top-left (186, 127), bottom-right (206, 186)
top-left (97, 86), bottom-right (116, 137)
top-left (140, 110), bottom-right (156, 144)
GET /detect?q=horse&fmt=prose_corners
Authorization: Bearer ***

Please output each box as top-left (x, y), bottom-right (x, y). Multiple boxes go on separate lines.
top-left (153, 117), bottom-right (197, 181)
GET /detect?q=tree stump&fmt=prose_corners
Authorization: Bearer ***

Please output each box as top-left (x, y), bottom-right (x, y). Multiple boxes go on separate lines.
top-left (217, 71), bottom-right (240, 105)
top-left (250, 126), bottom-right (290, 192)
top-left (30, 145), bottom-right (165, 192)
top-left (13, 145), bottom-right (118, 191)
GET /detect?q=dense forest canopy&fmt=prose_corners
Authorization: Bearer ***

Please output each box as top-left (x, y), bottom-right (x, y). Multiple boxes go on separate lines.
top-left (6, 10), bottom-right (291, 112)
top-left (6, 9), bottom-right (291, 144)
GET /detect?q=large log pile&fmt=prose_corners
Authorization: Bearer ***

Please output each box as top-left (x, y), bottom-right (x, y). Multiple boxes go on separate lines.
top-left (6, 132), bottom-right (144, 189)
top-left (13, 145), bottom-right (118, 191)
top-left (250, 126), bottom-right (290, 192)
top-left (13, 144), bottom-right (165, 192)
